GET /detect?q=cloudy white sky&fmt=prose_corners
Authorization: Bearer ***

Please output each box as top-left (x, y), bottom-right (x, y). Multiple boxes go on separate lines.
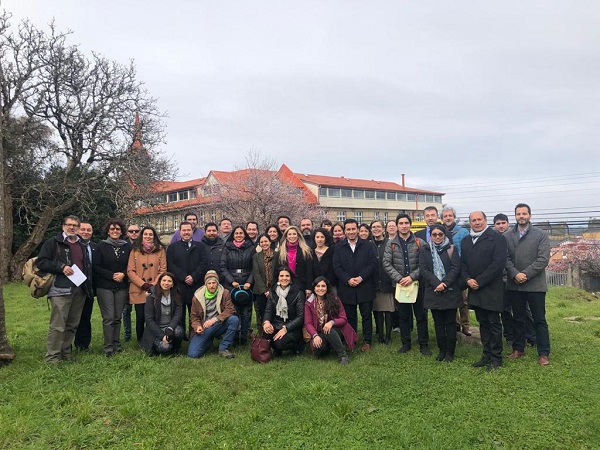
top-left (4, 1), bottom-right (600, 224)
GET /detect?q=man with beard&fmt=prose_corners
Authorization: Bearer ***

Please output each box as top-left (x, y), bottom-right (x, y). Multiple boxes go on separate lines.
top-left (199, 222), bottom-right (225, 275)
top-left (300, 218), bottom-right (315, 248)
top-left (74, 222), bottom-right (98, 351)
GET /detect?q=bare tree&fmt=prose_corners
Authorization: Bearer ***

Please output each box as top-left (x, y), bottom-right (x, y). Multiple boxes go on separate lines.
top-left (215, 150), bottom-right (323, 228)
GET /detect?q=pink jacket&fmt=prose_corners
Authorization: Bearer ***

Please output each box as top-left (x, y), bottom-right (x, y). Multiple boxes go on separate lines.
top-left (304, 294), bottom-right (358, 350)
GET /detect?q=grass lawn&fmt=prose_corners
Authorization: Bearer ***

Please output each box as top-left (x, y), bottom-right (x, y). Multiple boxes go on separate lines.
top-left (1, 284), bottom-right (599, 449)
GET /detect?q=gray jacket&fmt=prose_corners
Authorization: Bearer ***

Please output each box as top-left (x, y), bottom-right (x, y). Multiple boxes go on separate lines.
top-left (504, 224), bottom-right (551, 292)
top-left (382, 233), bottom-right (423, 284)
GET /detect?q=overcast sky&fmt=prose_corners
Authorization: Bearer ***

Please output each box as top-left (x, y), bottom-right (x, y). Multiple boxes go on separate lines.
top-left (4, 1), bottom-right (600, 224)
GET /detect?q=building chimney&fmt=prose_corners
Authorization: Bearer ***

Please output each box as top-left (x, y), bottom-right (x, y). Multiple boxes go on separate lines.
top-left (401, 173), bottom-right (405, 187)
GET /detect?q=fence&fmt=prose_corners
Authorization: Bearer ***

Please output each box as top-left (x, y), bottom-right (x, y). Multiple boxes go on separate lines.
top-left (546, 270), bottom-right (567, 286)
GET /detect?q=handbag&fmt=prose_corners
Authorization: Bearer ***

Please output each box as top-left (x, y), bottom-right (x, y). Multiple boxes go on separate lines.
top-left (395, 281), bottom-right (419, 304)
top-left (250, 334), bottom-right (272, 363)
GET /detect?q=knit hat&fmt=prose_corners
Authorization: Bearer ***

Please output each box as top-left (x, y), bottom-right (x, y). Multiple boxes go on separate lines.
top-left (204, 270), bottom-right (219, 284)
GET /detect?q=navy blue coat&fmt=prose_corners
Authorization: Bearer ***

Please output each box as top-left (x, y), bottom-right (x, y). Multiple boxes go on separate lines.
top-left (333, 238), bottom-right (378, 305)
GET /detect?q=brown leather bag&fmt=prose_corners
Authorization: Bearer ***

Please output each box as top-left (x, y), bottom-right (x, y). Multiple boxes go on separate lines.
top-left (250, 334), bottom-right (272, 363)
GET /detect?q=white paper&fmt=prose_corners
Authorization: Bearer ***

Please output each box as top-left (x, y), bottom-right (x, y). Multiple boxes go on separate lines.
top-left (67, 264), bottom-right (87, 287)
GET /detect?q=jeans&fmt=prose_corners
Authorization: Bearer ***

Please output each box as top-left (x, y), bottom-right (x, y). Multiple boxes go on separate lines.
top-left (45, 287), bottom-right (86, 363)
top-left (187, 316), bottom-right (240, 358)
top-left (343, 301), bottom-right (373, 344)
top-left (97, 288), bottom-right (128, 355)
top-left (509, 291), bottom-right (550, 356)
top-left (396, 292), bottom-right (429, 346)
top-left (122, 303), bottom-right (132, 341)
top-left (312, 328), bottom-right (347, 358)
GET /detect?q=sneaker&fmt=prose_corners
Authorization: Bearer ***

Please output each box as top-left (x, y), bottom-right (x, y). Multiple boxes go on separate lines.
top-left (340, 356), bottom-right (350, 365)
top-left (420, 345), bottom-right (432, 356)
top-left (392, 327), bottom-right (401, 333)
top-left (219, 349), bottom-right (234, 359)
top-left (398, 343), bottom-right (411, 354)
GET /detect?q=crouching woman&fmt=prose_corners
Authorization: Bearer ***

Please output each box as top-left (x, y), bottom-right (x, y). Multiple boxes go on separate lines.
top-left (187, 270), bottom-right (239, 359)
top-left (262, 267), bottom-right (305, 356)
top-left (139, 272), bottom-right (184, 355)
top-left (305, 276), bottom-right (358, 364)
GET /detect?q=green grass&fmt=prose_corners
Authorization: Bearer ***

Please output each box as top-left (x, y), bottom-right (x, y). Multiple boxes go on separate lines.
top-left (1, 284), bottom-right (599, 449)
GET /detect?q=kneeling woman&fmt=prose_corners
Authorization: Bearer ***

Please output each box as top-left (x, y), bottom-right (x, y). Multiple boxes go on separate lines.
top-left (305, 276), bottom-right (358, 364)
top-left (140, 272), bottom-right (184, 355)
top-left (419, 224), bottom-right (463, 362)
top-left (262, 267), bottom-right (305, 355)
top-left (188, 270), bottom-right (239, 359)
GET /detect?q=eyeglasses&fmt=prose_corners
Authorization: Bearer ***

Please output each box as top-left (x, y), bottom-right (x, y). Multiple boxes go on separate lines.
top-left (64, 223), bottom-right (79, 228)
top-left (431, 232), bottom-right (445, 237)
top-left (127, 229), bottom-right (140, 233)
top-left (109, 227), bottom-right (121, 231)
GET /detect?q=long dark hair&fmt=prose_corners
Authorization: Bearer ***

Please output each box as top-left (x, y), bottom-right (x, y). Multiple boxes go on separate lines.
top-left (312, 276), bottom-right (340, 317)
top-left (153, 272), bottom-right (182, 306)
top-left (132, 226), bottom-right (165, 253)
top-left (271, 266), bottom-right (296, 295)
top-left (226, 225), bottom-right (250, 243)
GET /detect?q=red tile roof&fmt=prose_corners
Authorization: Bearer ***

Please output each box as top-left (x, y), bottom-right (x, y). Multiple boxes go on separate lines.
top-left (295, 173), bottom-right (444, 195)
top-left (153, 177), bottom-right (206, 193)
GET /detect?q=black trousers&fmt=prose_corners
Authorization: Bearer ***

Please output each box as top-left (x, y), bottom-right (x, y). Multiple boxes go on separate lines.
top-left (74, 295), bottom-right (94, 350)
top-left (431, 308), bottom-right (457, 356)
top-left (473, 306), bottom-right (502, 363)
top-left (344, 301), bottom-right (373, 344)
top-left (134, 303), bottom-right (145, 342)
top-left (180, 301), bottom-right (192, 335)
top-left (312, 328), bottom-right (347, 358)
top-left (264, 327), bottom-right (303, 354)
top-left (396, 292), bottom-right (429, 346)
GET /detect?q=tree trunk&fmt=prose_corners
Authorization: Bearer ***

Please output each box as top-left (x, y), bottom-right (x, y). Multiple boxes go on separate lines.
top-left (8, 197), bottom-right (78, 281)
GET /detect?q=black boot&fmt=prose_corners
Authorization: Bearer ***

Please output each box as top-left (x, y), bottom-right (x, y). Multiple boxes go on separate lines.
top-left (374, 311), bottom-right (385, 344)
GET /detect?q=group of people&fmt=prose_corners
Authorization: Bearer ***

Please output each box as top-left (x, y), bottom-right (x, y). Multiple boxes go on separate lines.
top-left (37, 203), bottom-right (551, 370)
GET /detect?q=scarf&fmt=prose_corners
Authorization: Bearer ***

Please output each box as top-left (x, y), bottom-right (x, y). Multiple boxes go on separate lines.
top-left (204, 289), bottom-right (218, 300)
top-left (275, 284), bottom-right (290, 321)
top-left (286, 241), bottom-right (299, 274)
top-left (142, 241), bottom-right (156, 254)
top-left (103, 237), bottom-right (128, 247)
top-left (316, 296), bottom-right (328, 330)
top-left (470, 229), bottom-right (484, 244)
top-left (160, 293), bottom-right (171, 306)
top-left (263, 249), bottom-right (274, 289)
top-left (431, 237), bottom-right (450, 281)
top-left (233, 239), bottom-right (244, 248)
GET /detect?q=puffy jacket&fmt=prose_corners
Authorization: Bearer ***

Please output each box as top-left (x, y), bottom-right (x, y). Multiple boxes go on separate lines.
top-left (382, 233), bottom-right (424, 284)
top-left (199, 236), bottom-right (225, 274)
top-left (219, 239), bottom-right (255, 290)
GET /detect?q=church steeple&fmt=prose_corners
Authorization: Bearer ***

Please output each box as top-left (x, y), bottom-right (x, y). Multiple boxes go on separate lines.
top-left (131, 112), bottom-right (144, 151)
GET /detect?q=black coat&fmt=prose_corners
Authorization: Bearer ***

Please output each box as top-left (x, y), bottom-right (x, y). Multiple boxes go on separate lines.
top-left (333, 238), bottom-right (378, 305)
top-left (274, 247), bottom-right (314, 292)
top-left (312, 246), bottom-right (337, 287)
top-left (461, 228), bottom-right (507, 312)
top-left (219, 239), bottom-right (255, 290)
top-left (419, 243), bottom-right (463, 310)
top-left (139, 290), bottom-right (182, 353)
top-left (199, 236), bottom-right (225, 274)
top-left (371, 238), bottom-right (394, 293)
top-left (93, 241), bottom-right (131, 291)
top-left (263, 284), bottom-right (305, 332)
top-left (37, 233), bottom-right (93, 297)
top-left (166, 239), bottom-right (207, 304)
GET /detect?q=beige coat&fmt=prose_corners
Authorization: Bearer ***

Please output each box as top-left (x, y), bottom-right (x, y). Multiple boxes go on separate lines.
top-left (127, 249), bottom-right (167, 304)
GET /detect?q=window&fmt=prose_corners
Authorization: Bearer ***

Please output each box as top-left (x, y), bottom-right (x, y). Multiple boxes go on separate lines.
top-left (337, 211), bottom-right (346, 221)
top-left (190, 190), bottom-right (197, 199)
top-left (172, 215), bottom-right (179, 230)
top-left (168, 193), bottom-right (177, 202)
top-left (383, 212), bottom-right (388, 222)
top-left (365, 190), bottom-right (375, 199)
top-left (374, 211), bottom-right (380, 220)
top-left (319, 187), bottom-right (328, 197)
top-left (397, 193), bottom-right (406, 201)
top-left (376, 191), bottom-right (386, 200)
top-left (415, 213), bottom-right (424, 221)
top-left (354, 211), bottom-right (363, 222)
top-left (417, 194), bottom-right (426, 202)
top-left (353, 190), bottom-right (364, 199)
top-left (407, 193), bottom-right (416, 201)
top-left (434, 195), bottom-right (442, 203)
top-left (341, 189), bottom-right (352, 198)
top-left (328, 188), bottom-right (340, 198)
top-left (386, 192), bottom-right (396, 200)
top-left (426, 194), bottom-right (434, 202)
top-left (210, 211), bottom-right (217, 221)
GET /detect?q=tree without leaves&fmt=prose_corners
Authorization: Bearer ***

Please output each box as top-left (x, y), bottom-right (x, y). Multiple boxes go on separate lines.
top-left (0, 12), bottom-right (175, 364)
top-left (214, 151), bottom-right (323, 229)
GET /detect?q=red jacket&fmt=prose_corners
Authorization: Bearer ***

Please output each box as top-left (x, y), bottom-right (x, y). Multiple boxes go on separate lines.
top-left (304, 295), bottom-right (358, 350)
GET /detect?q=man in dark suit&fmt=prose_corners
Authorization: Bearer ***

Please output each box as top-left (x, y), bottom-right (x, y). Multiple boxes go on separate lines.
top-left (461, 211), bottom-right (507, 371)
top-left (333, 219), bottom-right (378, 351)
top-left (74, 221), bottom-right (98, 351)
top-left (415, 206), bottom-right (440, 243)
top-left (167, 221), bottom-right (207, 337)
